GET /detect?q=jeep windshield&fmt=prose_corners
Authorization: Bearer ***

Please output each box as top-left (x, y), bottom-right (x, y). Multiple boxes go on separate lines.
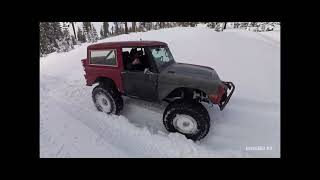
top-left (147, 46), bottom-right (175, 71)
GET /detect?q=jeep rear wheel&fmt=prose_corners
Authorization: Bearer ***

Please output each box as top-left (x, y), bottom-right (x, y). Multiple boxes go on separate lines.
top-left (163, 100), bottom-right (210, 141)
top-left (92, 85), bottom-right (123, 115)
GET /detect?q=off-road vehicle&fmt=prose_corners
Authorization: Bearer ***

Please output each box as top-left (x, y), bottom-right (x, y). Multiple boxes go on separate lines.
top-left (81, 41), bottom-right (235, 141)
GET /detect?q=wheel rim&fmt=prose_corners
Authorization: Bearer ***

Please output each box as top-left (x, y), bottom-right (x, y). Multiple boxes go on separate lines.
top-left (96, 93), bottom-right (112, 113)
top-left (173, 115), bottom-right (198, 134)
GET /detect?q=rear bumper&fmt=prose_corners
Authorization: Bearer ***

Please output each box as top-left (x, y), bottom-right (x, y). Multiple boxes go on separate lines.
top-left (218, 81), bottom-right (235, 111)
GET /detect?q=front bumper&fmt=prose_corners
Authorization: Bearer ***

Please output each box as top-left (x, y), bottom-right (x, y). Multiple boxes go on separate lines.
top-left (218, 81), bottom-right (235, 111)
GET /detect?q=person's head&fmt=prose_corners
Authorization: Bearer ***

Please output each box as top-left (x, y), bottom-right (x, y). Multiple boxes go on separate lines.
top-left (130, 48), bottom-right (138, 57)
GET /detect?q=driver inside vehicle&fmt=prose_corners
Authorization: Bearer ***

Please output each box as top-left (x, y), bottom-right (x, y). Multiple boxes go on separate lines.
top-left (130, 48), bottom-right (141, 65)
top-left (128, 48), bottom-right (145, 71)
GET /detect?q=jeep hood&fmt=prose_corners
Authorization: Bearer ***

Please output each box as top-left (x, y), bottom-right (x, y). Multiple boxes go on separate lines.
top-left (165, 62), bottom-right (220, 80)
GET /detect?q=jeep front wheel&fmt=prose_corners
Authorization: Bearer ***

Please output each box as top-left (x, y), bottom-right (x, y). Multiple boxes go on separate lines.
top-left (163, 100), bottom-right (210, 141)
top-left (92, 85), bottom-right (123, 115)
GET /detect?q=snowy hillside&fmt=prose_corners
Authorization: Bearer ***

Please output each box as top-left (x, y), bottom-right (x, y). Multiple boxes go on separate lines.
top-left (40, 27), bottom-right (280, 158)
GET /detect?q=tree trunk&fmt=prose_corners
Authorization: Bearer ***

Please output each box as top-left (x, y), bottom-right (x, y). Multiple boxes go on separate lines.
top-left (132, 22), bottom-right (136, 32)
top-left (224, 22), bottom-right (227, 29)
top-left (71, 22), bottom-right (77, 40)
top-left (124, 22), bottom-right (128, 34)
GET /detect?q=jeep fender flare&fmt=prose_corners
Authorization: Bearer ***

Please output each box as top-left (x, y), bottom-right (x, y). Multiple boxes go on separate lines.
top-left (94, 77), bottom-right (120, 92)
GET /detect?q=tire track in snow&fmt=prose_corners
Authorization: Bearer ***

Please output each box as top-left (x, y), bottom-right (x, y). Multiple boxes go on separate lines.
top-left (49, 93), bottom-right (243, 157)
top-left (255, 32), bottom-right (280, 48)
top-left (40, 94), bottom-right (71, 158)
top-left (42, 76), bottom-right (276, 157)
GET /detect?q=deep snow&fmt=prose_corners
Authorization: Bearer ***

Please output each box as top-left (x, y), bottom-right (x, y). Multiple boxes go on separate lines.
top-left (40, 27), bottom-right (280, 158)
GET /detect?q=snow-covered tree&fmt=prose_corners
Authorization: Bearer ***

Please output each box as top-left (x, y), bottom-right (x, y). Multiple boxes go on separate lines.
top-left (53, 23), bottom-right (74, 53)
top-left (40, 22), bottom-right (64, 55)
top-left (82, 22), bottom-right (93, 42)
top-left (159, 22), bottom-right (164, 29)
top-left (189, 22), bottom-right (197, 27)
top-left (77, 27), bottom-right (86, 43)
top-left (82, 22), bottom-right (98, 43)
top-left (233, 22), bottom-right (240, 28)
top-left (140, 22), bottom-right (146, 31)
top-left (62, 23), bottom-right (70, 38)
top-left (240, 22), bottom-right (249, 29)
top-left (177, 22), bottom-right (189, 27)
top-left (145, 22), bottom-right (152, 31)
top-left (71, 35), bottom-right (76, 45)
top-left (91, 24), bottom-right (98, 42)
top-left (40, 22), bottom-right (52, 55)
top-left (207, 22), bottom-right (216, 28)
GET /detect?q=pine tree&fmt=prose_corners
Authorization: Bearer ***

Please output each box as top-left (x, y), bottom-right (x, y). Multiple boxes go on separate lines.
top-left (173, 22), bottom-right (179, 27)
top-left (71, 35), bottom-right (76, 45)
top-left (91, 24), bottom-right (98, 42)
top-left (48, 22), bottom-right (63, 51)
top-left (140, 22), bottom-right (146, 31)
top-left (77, 27), bottom-right (86, 43)
top-left (145, 22), bottom-right (152, 31)
top-left (82, 22), bottom-right (93, 42)
top-left (40, 22), bottom-right (52, 55)
top-left (53, 22), bottom-right (70, 52)
top-left (118, 23), bottom-right (123, 34)
top-left (40, 22), bottom-right (64, 55)
top-left (82, 22), bottom-right (91, 35)
top-left (215, 22), bottom-right (223, 32)
top-left (239, 22), bottom-right (248, 29)
top-left (234, 22), bottom-right (240, 28)
top-left (103, 22), bottom-right (109, 37)
top-left (189, 22), bottom-right (197, 27)
top-left (62, 22), bottom-right (71, 39)
top-left (124, 22), bottom-right (128, 34)
top-left (82, 23), bottom-right (89, 42)
top-left (113, 22), bottom-right (119, 35)
top-left (265, 22), bottom-right (276, 31)
top-left (176, 22), bottom-right (182, 27)
top-left (61, 22), bottom-right (74, 51)
top-left (159, 22), bottom-right (164, 29)
top-left (207, 22), bottom-right (216, 28)
top-left (132, 22), bottom-right (136, 32)
top-left (52, 22), bottom-right (63, 41)
top-left (120, 24), bottom-right (125, 34)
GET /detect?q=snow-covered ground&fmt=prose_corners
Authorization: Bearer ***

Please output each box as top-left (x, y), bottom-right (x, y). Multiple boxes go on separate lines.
top-left (40, 27), bottom-right (280, 158)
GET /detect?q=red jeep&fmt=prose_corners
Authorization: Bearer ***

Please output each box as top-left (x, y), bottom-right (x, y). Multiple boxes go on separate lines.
top-left (82, 41), bottom-right (235, 141)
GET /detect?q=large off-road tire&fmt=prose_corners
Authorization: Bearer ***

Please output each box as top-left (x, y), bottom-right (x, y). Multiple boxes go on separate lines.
top-left (92, 85), bottom-right (123, 115)
top-left (163, 99), bottom-right (210, 141)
